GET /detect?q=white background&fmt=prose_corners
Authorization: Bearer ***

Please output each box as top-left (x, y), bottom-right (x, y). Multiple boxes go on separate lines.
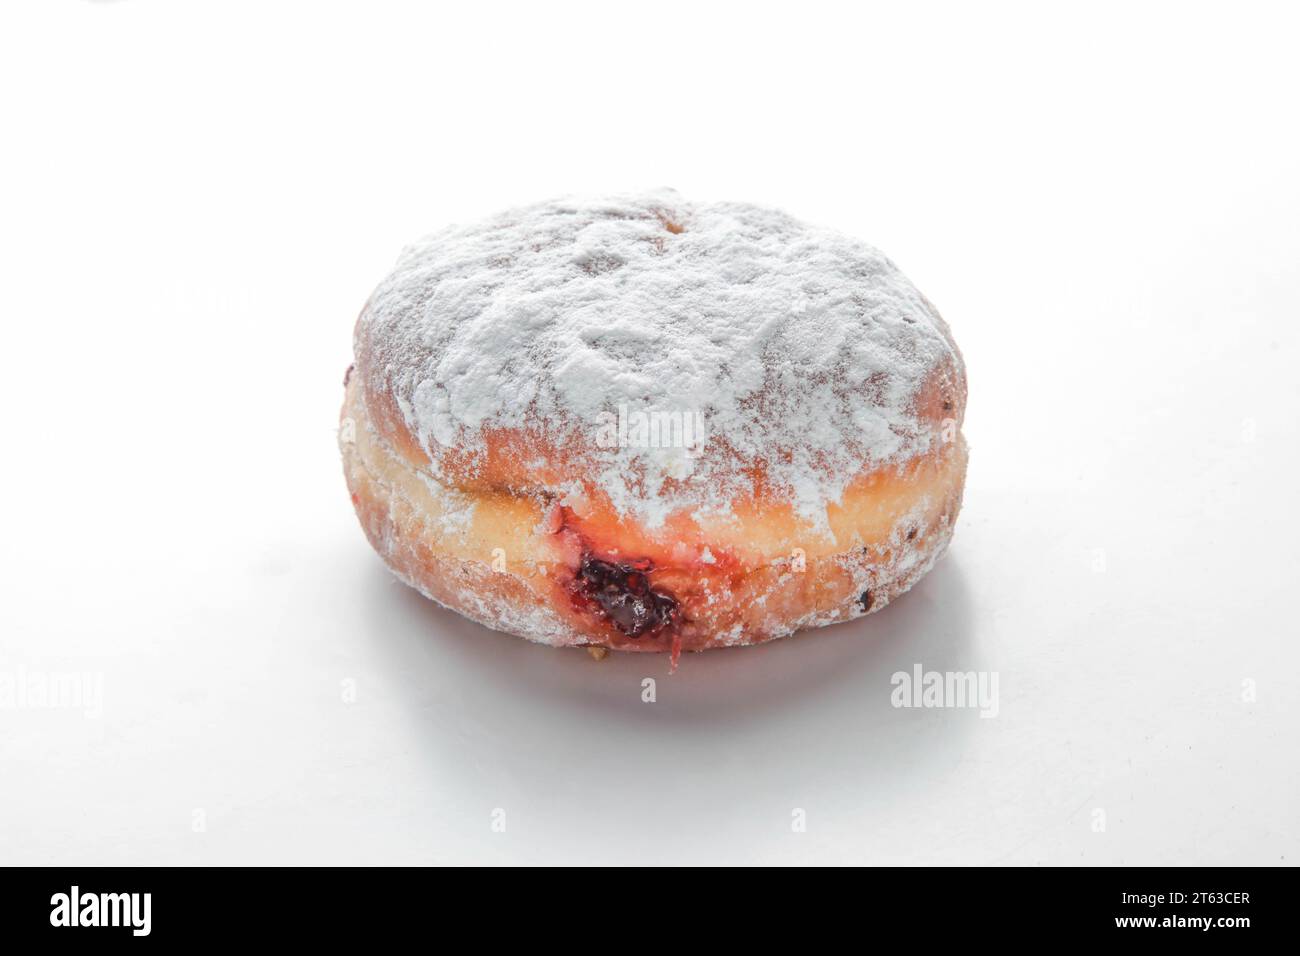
top-left (2, 1), bottom-right (1297, 865)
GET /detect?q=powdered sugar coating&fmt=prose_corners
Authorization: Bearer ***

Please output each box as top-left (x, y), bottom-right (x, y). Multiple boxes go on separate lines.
top-left (357, 189), bottom-right (959, 529)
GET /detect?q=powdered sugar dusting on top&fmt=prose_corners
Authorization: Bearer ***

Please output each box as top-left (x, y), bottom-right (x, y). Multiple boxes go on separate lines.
top-left (357, 190), bottom-right (957, 530)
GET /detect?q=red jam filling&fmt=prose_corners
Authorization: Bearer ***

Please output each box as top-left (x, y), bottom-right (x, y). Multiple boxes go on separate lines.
top-left (575, 555), bottom-right (678, 637)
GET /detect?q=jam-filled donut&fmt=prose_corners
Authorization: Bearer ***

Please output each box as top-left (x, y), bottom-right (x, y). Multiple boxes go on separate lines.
top-left (340, 190), bottom-right (967, 663)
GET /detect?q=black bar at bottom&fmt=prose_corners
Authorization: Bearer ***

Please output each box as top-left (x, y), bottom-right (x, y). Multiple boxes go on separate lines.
top-left (0, 865), bottom-right (1284, 942)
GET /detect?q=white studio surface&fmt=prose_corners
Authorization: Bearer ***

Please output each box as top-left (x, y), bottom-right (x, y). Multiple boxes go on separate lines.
top-left (1, 1), bottom-right (1297, 866)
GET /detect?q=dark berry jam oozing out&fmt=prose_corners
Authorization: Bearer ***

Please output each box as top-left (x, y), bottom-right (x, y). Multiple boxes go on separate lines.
top-left (576, 556), bottom-right (678, 637)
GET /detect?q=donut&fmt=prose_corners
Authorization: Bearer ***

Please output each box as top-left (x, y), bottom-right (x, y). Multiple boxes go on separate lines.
top-left (340, 190), bottom-right (967, 663)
